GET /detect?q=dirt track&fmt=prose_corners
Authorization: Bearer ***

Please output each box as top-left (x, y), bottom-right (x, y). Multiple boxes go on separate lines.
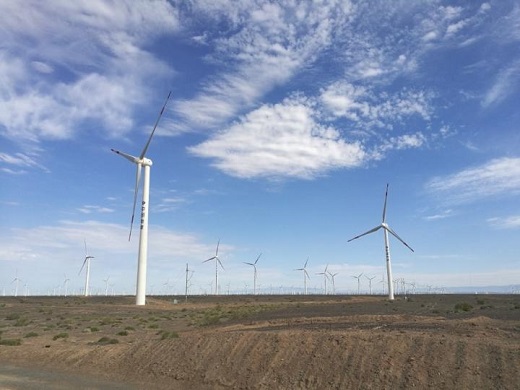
top-left (0, 294), bottom-right (519, 389)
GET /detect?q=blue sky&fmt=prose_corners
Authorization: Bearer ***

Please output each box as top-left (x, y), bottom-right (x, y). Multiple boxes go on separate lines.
top-left (1, 0), bottom-right (519, 296)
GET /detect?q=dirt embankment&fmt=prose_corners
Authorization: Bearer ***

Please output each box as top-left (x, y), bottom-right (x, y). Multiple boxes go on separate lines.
top-left (0, 295), bottom-right (519, 389)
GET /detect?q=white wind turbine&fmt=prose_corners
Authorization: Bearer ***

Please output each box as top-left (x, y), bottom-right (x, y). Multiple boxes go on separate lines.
top-left (203, 240), bottom-right (224, 295)
top-left (365, 275), bottom-right (376, 295)
top-left (11, 270), bottom-right (21, 297)
top-left (352, 273), bottom-right (363, 295)
top-left (348, 184), bottom-right (414, 300)
top-left (328, 271), bottom-right (339, 295)
top-left (295, 258), bottom-right (310, 295)
top-left (103, 276), bottom-right (110, 296)
top-left (111, 91), bottom-right (171, 306)
top-left (63, 274), bottom-right (70, 297)
top-left (79, 240), bottom-right (94, 297)
top-left (243, 253), bottom-right (262, 295)
top-left (316, 264), bottom-right (329, 295)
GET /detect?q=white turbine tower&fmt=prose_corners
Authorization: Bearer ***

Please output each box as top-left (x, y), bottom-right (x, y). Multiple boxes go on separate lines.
top-left (348, 184), bottom-right (414, 300)
top-left (244, 253), bottom-right (262, 295)
top-left (316, 264), bottom-right (329, 295)
top-left (111, 91), bottom-right (171, 306)
top-left (295, 258), bottom-right (310, 295)
top-left (204, 240), bottom-right (224, 295)
top-left (103, 276), bottom-right (110, 296)
top-left (79, 240), bottom-right (94, 297)
top-left (352, 273), bottom-right (363, 295)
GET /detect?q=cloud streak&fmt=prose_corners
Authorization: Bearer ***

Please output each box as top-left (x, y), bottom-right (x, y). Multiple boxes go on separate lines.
top-left (426, 157), bottom-right (520, 204)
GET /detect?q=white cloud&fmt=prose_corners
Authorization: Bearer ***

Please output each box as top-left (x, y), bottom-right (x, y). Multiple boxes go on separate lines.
top-left (0, 152), bottom-right (48, 173)
top-left (0, 1), bottom-right (178, 144)
top-left (170, 1), bottom-right (353, 132)
top-left (188, 97), bottom-right (366, 179)
top-left (77, 205), bottom-right (115, 214)
top-left (487, 215), bottom-right (520, 229)
top-left (482, 59), bottom-right (520, 107)
top-left (426, 157), bottom-right (520, 203)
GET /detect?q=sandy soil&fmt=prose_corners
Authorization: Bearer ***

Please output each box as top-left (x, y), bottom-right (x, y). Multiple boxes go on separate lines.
top-left (0, 294), bottom-right (519, 389)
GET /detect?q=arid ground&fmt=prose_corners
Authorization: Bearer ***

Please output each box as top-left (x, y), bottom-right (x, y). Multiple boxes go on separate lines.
top-left (0, 294), bottom-right (519, 389)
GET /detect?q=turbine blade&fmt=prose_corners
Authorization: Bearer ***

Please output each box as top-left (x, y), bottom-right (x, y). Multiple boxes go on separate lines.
top-left (79, 258), bottom-right (87, 276)
top-left (215, 239), bottom-right (220, 256)
top-left (203, 256), bottom-right (216, 263)
top-left (140, 91), bottom-right (171, 159)
top-left (385, 226), bottom-right (415, 252)
top-left (382, 183), bottom-right (389, 222)
top-left (84, 239), bottom-right (88, 257)
top-left (111, 149), bottom-right (139, 164)
top-left (304, 257), bottom-right (309, 268)
top-left (255, 253), bottom-right (262, 264)
top-left (304, 269), bottom-right (310, 279)
top-left (348, 225), bottom-right (381, 242)
top-left (244, 262), bottom-right (254, 266)
top-left (217, 257), bottom-right (225, 270)
top-left (129, 164), bottom-right (142, 241)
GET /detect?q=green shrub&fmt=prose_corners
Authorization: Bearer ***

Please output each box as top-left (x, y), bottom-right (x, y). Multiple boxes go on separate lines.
top-left (0, 338), bottom-right (22, 346)
top-left (5, 313), bottom-right (20, 320)
top-left (89, 327), bottom-right (99, 332)
top-left (124, 326), bottom-right (135, 331)
top-left (24, 332), bottom-right (39, 338)
top-left (454, 302), bottom-right (473, 312)
top-left (97, 337), bottom-right (119, 345)
top-left (52, 332), bottom-right (69, 340)
top-left (117, 330), bottom-right (128, 336)
top-left (160, 331), bottom-right (179, 340)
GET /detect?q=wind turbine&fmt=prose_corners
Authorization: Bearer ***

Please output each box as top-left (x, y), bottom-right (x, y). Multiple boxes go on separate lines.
top-left (365, 275), bottom-right (376, 295)
top-left (316, 264), bottom-right (329, 295)
top-left (347, 184), bottom-right (414, 300)
top-left (295, 258), bottom-right (310, 295)
top-left (243, 253), bottom-right (262, 295)
top-left (111, 91), bottom-right (171, 306)
top-left (352, 273), bottom-right (363, 295)
top-left (328, 271), bottom-right (339, 295)
top-left (79, 240), bottom-right (94, 297)
top-left (185, 263), bottom-right (194, 302)
top-left (203, 240), bottom-right (224, 295)
top-left (103, 276), bottom-right (110, 296)
top-left (63, 274), bottom-right (70, 297)
top-left (11, 270), bottom-right (21, 297)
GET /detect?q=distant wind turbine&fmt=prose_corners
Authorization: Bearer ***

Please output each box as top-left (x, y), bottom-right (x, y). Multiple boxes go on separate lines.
top-left (11, 270), bottom-right (21, 297)
top-left (365, 275), bottom-right (376, 295)
top-left (328, 271), bottom-right (339, 295)
top-left (185, 263), bottom-right (194, 302)
top-left (79, 240), bottom-right (94, 297)
top-left (63, 274), bottom-right (70, 297)
top-left (103, 276), bottom-right (110, 296)
top-left (352, 273), bottom-right (363, 295)
top-left (347, 184), bottom-right (414, 300)
top-left (111, 91), bottom-right (171, 306)
top-left (316, 264), bottom-right (329, 295)
top-left (203, 240), bottom-right (224, 295)
top-left (295, 258), bottom-right (310, 295)
top-left (244, 253), bottom-right (262, 295)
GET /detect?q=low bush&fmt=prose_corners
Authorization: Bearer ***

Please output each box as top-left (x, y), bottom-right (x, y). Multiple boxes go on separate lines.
top-left (52, 332), bottom-right (69, 340)
top-left (0, 338), bottom-right (22, 346)
top-left (24, 332), bottom-right (39, 338)
top-left (454, 302), bottom-right (473, 312)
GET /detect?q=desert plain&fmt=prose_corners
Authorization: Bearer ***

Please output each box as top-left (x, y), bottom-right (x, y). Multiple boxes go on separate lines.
top-left (0, 294), bottom-right (519, 389)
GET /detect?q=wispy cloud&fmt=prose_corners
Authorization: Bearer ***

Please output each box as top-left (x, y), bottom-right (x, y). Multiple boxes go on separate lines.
top-left (426, 157), bottom-right (520, 203)
top-left (0, 1), bottom-right (178, 145)
top-left (487, 215), bottom-right (520, 229)
top-left (0, 152), bottom-right (48, 174)
top-left (77, 205), bottom-right (115, 214)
